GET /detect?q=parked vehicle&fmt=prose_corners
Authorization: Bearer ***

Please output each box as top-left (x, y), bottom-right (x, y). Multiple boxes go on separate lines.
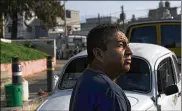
top-left (126, 20), bottom-right (181, 64)
top-left (37, 43), bottom-right (181, 111)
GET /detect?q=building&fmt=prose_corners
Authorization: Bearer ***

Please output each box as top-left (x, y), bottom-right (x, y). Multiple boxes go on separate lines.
top-left (4, 11), bottom-right (56, 39)
top-left (128, 0), bottom-right (180, 25)
top-left (148, 0), bottom-right (179, 20)
top-left (49, 9), bottom-right (81, 39)
top-left (4, 9), bottom-right (80, 39)
top-left (5, 12), bottom-right (45, 39)
top-left (73, 16), bottom-right (119, 36)
top-left (86, 16), bottom-right (119, 24)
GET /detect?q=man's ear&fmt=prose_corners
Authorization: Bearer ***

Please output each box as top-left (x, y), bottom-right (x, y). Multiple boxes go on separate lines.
top-left (92, 48), bottom-right (104, 63)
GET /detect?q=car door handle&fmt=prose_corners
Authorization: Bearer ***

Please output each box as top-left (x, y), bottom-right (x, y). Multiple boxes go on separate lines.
top-left (178, 92), bottom-right (181, 97)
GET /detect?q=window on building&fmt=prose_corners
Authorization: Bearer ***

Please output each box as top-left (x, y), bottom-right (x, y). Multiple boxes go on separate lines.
top-left (66, 10), bottom-right (71, 18)
top-left (27, 26), bottom-right (32, 32)
top-left (161, 24), bottom-right (181, 48)
top-left (130, 26), bottom-right (157, 44)
top-left (8, 26), bottom-right (12, 33)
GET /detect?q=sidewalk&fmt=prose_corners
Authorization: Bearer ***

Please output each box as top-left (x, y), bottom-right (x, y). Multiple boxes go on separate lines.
top-left (1, 60), bottom-right (67, 111)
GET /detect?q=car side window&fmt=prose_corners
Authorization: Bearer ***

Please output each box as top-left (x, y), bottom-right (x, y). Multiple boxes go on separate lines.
top-left (59, 57), bottom-right (87, 89)
top-left (157, 57), bottom-right (176, 93)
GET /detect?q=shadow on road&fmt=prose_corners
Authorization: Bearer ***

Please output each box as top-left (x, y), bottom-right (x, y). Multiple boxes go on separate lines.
top-left (28, 80), bottom-right (47, 94)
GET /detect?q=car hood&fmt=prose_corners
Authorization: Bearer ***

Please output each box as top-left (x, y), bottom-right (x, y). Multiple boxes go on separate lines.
top-left (37, 90), bottom-right (154, 111)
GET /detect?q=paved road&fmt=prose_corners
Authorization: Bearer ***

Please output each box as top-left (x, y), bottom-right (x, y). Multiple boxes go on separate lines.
top-left (25, 60), bottom-right (67, 94)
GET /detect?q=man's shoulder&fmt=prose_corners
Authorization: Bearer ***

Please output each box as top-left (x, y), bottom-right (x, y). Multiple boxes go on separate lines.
top-left (77, 70), bottom-right (112, 92)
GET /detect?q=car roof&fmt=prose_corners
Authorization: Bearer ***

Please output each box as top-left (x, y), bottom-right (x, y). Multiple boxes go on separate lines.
top-left (128, 20), bottom-right (181, 26)
top-left (73, 43), bottom-right (173, 65)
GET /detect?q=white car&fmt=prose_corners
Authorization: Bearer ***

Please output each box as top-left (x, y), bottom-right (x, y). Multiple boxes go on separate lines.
top-left (37, 43), bottom-right (181, 111)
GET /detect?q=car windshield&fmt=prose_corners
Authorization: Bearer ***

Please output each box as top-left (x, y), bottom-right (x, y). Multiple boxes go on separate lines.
top-left (161, 24), bottom-right (181, 48)
top-left (130, 26), bottom-right (157, 44)
top-left (59, 56), bottom-right (151, 93)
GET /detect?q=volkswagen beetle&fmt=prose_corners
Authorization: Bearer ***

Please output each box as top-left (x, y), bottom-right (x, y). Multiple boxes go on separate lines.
top-left (37, 43), bottom-right (181, 111)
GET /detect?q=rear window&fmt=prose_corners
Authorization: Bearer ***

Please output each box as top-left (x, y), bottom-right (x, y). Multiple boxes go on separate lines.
top-left (130, 26), bottom-right (157, 44)
top-left (59, 56), bottom-right (151, 93)
top-left (161, 24), bottom-right (181, 48)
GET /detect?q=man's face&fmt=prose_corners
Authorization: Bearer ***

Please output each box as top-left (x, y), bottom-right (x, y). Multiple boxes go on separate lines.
top-left (102, 31), bottom-right (132, 78)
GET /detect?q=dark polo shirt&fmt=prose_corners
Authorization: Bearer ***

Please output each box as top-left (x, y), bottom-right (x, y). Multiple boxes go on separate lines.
top-left (69, 69), bottom-right (131, 111)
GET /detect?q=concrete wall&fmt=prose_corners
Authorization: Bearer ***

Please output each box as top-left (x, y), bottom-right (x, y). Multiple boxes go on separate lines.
top-left (1, 58), bottom-right (45, 77)
top-left (1, 57), bottom-right (56, 77)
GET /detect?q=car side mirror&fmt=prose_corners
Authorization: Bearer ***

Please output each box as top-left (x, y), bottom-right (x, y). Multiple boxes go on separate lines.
top-left (164, 85), bottom-right (179, 96)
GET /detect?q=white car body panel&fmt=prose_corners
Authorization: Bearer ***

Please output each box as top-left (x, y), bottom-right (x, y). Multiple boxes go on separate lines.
top-left (37, 90), bottom-right (156, 111)
top-left (37, 43), bottom-right (181, 111)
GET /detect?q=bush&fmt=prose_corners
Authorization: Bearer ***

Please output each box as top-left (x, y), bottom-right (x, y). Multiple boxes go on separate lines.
top-left (23, 41), bottom-right (36, 49)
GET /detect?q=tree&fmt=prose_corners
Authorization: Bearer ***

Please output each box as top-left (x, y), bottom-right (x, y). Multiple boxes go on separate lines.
top-left (0, 0), bottom-right (9, 39)
top-left (0, 12), bottom-right (5, 39)
top-left (30, 0), bottom-right (64, 30)
top-left (0, 0), bottom-right (64, 39)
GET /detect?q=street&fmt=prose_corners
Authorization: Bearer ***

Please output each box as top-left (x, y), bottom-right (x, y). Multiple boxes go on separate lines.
top-left (25, 60), bottom-right (67, 95)
top-left (0, 1), bottom-right (181, 110)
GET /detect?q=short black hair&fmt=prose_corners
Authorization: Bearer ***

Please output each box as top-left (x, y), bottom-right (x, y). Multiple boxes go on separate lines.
top-left (87, 23), bottom-right (122, 64)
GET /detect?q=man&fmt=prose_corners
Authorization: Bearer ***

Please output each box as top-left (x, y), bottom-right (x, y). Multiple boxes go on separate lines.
top-left (69, 24), bottom-right (133, 111)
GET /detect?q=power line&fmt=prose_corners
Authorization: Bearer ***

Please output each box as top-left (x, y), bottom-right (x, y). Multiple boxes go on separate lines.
top-left (109, 5), bottom-right (181, 16)
top-left (71, 5), bottom-right (182, 23)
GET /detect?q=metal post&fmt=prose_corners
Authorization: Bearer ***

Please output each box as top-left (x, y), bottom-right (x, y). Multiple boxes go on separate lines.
top-left (121, 6), bottom-right (125, 30)
top-left (64, 1), bottom-right (67, 37)
top-left (12, 57), bottom-right (22, 84)
top-left (47, 56), bottom-right (55, 92)
top-left (98, 13), bottom-right (100, 25)
top-left (63, 1), bottom-right (68, 59)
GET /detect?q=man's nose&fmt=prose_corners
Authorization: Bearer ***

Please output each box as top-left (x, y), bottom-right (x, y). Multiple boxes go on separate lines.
top-left (125, 45), bottom-right (133, 56)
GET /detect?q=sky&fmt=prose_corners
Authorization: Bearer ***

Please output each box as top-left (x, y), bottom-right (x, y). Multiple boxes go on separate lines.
top-left (65, 1), bottom-right (181, 23)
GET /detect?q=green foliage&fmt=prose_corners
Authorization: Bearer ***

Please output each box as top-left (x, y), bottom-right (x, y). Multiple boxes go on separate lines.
top-left (0, 42), bottom-right (48, 63)
top-left (33, 0), bottom-right (64, 30)
top-left (0, 0), bottom-right (64, 39)
top-left (23, 41), bottom-right (36, 49)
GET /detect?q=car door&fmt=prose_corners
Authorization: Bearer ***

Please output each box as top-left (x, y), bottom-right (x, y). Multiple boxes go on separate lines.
top-left (156, 56), bottom-right (181, 110)
top-left (171, 55), bottom-right (181, 110)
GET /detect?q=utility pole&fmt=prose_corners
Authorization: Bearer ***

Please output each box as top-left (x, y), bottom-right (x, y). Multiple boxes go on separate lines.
top-left (98, 13), bottom-right (100, 25)
top-left (64, 1), bottom-right (67, 38)
top-left (121, 6), bottom-right (125, 30)
top-left (63, 1), bottom-right (69, 59)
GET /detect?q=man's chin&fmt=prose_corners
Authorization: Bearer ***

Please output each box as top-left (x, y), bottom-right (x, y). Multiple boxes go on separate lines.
top-left (123, 65), bottom-right (130, 73)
